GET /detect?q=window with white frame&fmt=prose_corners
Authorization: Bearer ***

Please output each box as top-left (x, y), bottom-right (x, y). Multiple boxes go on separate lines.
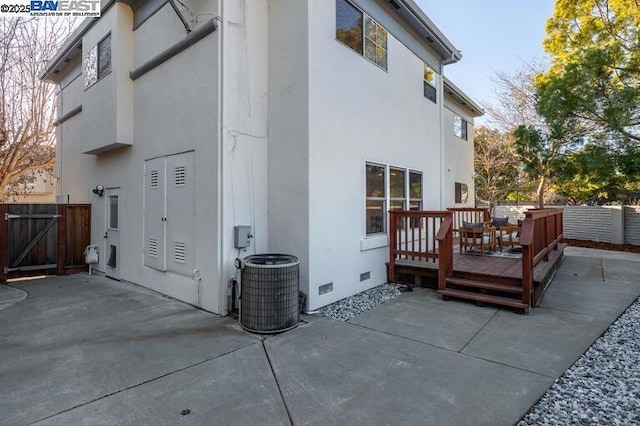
top-left (366, 163), bottom-right (386, 235)
top-left (424, 64), bottom-right (437, 103)
top-left (365, 163), bottom-right (423, 235)
top-left (409, 171), bottom-right (423, 210)
top-left (454, 115), bottom-right (468, 140)
top-left (84, 33), bottom-right (112, 89)
top-left (336, 0), bottom-right (388, 70)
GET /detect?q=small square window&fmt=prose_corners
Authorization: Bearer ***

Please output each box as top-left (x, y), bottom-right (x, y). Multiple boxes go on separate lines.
top-left (84, 33), bottom-right (111, 89)
top-left (455, 182), bottom-right (469, 204)
top-left (424, 64), bottom-right (437, 103)
top-left (454, 115), bottom-right (468, 140)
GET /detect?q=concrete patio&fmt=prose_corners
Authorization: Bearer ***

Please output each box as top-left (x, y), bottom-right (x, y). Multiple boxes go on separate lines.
top-left (1, 247), bottom-right (639, 425)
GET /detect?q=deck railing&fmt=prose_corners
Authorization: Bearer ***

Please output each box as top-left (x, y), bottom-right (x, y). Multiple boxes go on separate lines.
top-left (520, 208), bottom-right (564, 306)
top-left (447, 207), bottom-right (491, 235)
top-left (388, 210), bottom-right (452, 281)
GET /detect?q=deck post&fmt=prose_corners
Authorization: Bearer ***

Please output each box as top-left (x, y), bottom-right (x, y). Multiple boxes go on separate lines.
top-left (520, 218), bottom-right (535, 308)
top-left (388, 211), bottom-right (397, 282)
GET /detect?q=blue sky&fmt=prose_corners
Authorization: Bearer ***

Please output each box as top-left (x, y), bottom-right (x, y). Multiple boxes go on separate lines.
top-left (414, 0), bottom-right (557, 109)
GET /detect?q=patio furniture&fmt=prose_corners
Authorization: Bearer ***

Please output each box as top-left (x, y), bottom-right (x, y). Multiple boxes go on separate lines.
top-left (498, 224), bottom-right (521, 252)
top-left (459, 223), bottom-right (496, 255)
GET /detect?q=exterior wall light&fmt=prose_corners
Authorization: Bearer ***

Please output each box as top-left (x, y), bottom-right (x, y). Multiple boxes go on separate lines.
top-left (92, 185), bottom-right (105, 196)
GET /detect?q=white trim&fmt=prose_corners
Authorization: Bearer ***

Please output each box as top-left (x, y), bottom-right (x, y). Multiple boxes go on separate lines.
top-left (360, 235), bottom-right (389, 251)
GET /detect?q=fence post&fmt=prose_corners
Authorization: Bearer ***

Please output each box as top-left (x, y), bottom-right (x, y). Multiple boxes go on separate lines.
top-left (57, 204), bottom-right (66, 275)
top-left (0, 204), bottom-right (8, 282)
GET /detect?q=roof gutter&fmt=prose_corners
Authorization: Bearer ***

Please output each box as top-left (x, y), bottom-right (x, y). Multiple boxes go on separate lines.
top-left (396, 0), bottom-right (461, 63)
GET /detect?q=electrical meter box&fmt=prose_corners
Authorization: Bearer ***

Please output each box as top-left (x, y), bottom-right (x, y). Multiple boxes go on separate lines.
top-left (234, 226), bottom-right (252, 249)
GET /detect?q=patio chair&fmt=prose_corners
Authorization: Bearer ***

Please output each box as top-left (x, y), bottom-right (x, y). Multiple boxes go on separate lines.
top-left (459, 222), bottom-right (496, 255)
top-left (498, 224), bottom-right (521, 252)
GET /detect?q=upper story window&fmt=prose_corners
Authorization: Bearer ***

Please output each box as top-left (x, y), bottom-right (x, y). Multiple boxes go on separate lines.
top-left (423, 64), bottom-right (437, 103)
top-left (84, 33), bottom-right (112, 89)
top-left (454, 115), bottom-right (468, 140)
top-left (336, 0), bottom-right (388, 70)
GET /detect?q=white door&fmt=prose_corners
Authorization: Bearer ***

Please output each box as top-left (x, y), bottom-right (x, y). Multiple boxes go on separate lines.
top-left (105, 188), bottom-right (121, 280)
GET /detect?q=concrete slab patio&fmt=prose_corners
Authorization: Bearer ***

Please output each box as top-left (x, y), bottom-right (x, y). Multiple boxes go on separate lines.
top-left (1, 247), bottom-right (638, 425)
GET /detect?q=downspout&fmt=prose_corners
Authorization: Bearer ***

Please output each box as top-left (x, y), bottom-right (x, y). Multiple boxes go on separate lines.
top-left (438, 67), bottom-right (446, 210)
top-left (439, 52), bottom-right (458, 209)
top-left (216, 0), bottom-right (228, 316)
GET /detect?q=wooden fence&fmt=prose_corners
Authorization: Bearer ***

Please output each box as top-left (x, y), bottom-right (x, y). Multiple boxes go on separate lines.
top-left (0, 204), bottom-right (91, 282)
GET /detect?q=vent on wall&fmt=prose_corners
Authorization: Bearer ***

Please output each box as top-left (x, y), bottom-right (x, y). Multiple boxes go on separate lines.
top-left (150, 170), bottom-right (159, 188)
top-left (174, 242), bottom-right (186, 263)
top-left (360, 272), bottom-right (371, 282)
top-left (174, 166), bottom-right (186, 186)
top-left (319, 282), bottom-right (333, 295)
top-left (148, 238), bottom-right (158, 258)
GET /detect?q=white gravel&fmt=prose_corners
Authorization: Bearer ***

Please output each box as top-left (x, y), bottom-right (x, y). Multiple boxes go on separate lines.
top-left (518, 297), bottom-right (640, 425)
top-left (315, 283), bottom-right (405, 321)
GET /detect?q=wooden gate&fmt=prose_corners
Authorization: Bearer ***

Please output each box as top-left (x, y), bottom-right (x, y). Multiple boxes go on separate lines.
top-left (0, 204), bottom-right (91, 282)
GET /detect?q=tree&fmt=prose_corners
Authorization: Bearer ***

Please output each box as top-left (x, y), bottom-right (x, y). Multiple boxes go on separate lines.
top-left (473, 126), bottom-right (521, 209)
top-left (0, 18), bottom-right (75, 201)
top-left (513, 123), bottom-right (581, 209)
top-left (537, 0), bottom-right (640, 144)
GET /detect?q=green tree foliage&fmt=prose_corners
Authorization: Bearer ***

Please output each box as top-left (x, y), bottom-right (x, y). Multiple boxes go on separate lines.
top-left (512, 124), bottom-right (580, 208)
top-left (537, 0), bottom-right (640, 144)
top-left (554, 143), bottom-right (640, 204)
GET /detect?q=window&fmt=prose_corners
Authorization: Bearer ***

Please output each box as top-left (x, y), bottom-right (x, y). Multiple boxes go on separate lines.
top-left (366, 163), bottom-right (386, 235)
top-left (424, 64), bottom-right (437, 103)
top-left (84, 33), bottom-right (112, 88)
top-left (454, 115), bottom-right (468, 140)
top-left (364, 17), bottom-right (388, 69)
top-left (409, 171), bottom-right (423, 211)
top-left (337, 0), bottom-right (388, 70)
top-left (108, 195), bottom-right (119, 229)
top-left (366, 164), bottom-right (423, 235)
top-left (455, 182), bottom-right (469, 204)
top-left (389, 167), bottom-right (406, 211)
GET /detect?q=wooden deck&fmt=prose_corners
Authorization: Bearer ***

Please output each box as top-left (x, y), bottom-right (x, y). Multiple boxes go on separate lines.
top-left (388, 208), bottom-right (565, 313)
top-left (392, 245), bottom-right (565, 296)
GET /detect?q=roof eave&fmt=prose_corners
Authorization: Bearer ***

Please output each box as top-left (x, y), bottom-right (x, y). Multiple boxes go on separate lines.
top-left (394, 0), bottom-right (461, 63)
top-left (443, 76), bottom-right (484, 117)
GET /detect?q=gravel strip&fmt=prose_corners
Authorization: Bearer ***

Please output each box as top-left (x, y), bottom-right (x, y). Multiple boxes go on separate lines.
top-left (518, 297), bottom-right (640, 425)
top-left (315, 283), bottom-right (405, 321)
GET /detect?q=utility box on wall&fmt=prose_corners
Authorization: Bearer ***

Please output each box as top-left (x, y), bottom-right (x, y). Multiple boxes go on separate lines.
top-left (234, 225), bottom-right (252, 249)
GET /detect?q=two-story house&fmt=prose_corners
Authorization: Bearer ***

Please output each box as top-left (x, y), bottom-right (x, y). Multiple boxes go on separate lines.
top-left (41, 0), bottom-right (482, 315)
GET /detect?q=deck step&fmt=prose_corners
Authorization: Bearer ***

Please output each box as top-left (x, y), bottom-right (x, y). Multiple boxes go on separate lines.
top-left (446, 277), bottom-right (522, 294)
top-left (438, 288), bottom-right (528, 310)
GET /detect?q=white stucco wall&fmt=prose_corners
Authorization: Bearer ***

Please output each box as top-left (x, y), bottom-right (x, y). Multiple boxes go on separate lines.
top-left (267, 0), bottom-right (311, 303)
top-left (442, 100), bottom-right (476, 209)
top-left (304, 0), bottom-right (445, 309)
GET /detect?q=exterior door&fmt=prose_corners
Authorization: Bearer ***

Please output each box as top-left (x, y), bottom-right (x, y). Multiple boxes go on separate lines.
top-left (105, 188), bottom-right (120, 280)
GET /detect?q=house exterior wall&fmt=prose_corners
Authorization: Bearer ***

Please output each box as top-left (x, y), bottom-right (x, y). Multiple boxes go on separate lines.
top-left (52, 1), bottom-right (225, 312)
top-left (48, 0), bottom-right (479, 314)
top-left (267, 0), bottom-right (311, 299)
top-left (302, 0), bottom-right (446, 309)
top-left (442, 100), bottom-right (476, 209)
